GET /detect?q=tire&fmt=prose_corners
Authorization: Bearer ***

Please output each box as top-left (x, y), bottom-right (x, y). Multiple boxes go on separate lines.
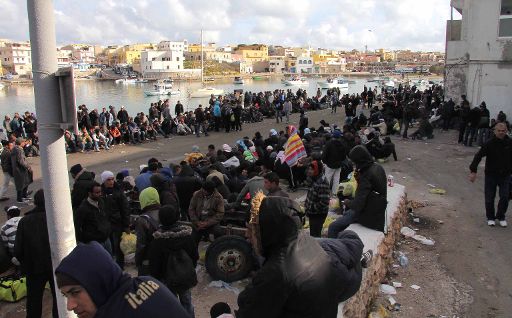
top-left (205, 235), bottom-right (253, 283)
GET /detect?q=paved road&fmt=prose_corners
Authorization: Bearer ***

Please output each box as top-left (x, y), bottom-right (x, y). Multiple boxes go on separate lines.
top-left (1, 106), bottom-right (511, 317)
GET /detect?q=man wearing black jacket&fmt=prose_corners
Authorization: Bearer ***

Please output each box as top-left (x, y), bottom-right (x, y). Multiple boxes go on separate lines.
top-left (322, 130), bottom-right (347, 195)
top-left (14, 189), bottom-right (58, 318)
top-left (469, 122), bottom-right (512, 227)
top-left (101, 171), bottom-right (130, 269)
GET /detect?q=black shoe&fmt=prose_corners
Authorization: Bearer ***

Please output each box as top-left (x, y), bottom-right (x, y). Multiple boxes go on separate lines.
top-left (0, 197), bottom-right (9, 202)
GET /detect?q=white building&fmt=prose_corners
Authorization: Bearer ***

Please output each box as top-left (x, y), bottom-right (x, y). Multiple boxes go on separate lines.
top-left (0, 41), bottom-right (32, 76)
top-left (445, 0), bottom-right (512, 118)
top-left (141, 50), bottom-right (184, 78)
top-left (295, 57), bottom-right (314, 74)
top-left (61, 45), bottom-right (96, 64)
top-left (157, 41), bottom-right (187, 54)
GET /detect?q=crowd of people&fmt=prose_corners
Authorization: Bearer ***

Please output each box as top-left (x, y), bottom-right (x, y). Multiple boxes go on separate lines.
top-left (2, 78), bottom-right (512, 318)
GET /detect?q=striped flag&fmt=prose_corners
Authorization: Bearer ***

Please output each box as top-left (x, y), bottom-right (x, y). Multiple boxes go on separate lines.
top-left (284, 126), bottom-right (307, 167)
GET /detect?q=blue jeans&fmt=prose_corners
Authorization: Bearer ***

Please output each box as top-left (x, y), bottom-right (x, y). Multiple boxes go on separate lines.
top-left (484, 174), bottom-right (510, 221)
top-left (176, 289), bottom-right (194, 317)
top-left (327, 209), bottom-right (356, 238)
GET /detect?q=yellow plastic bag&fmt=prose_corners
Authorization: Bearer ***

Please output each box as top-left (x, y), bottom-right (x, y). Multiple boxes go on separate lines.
top-left (120, 232), bottom-right (137, 255)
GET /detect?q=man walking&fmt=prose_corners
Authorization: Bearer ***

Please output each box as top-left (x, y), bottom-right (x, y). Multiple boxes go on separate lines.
top-left (469, 122), bottom-right (512, 227)
top-left (322, 130), bottom-right (347, 195)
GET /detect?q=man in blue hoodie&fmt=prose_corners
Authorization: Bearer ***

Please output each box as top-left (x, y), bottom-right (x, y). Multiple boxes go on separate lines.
top-left (55, 241), bottom-right (190, 318)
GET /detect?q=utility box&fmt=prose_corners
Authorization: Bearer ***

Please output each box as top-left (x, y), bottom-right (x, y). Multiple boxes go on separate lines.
top-left (55, 66), bottom-right (78, 135)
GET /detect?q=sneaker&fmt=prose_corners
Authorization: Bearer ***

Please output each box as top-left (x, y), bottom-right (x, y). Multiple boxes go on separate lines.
top-left (499, 220), bottom-right (508, 227)
top-left (361, 250), bottom-right (373, 268)
top-left (487, 220), bottom-right (496, 226)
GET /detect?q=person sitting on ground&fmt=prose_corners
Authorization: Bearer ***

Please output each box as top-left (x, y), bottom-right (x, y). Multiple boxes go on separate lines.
top-left (55, 241), bottom-right (190, 318)
top-left (327, 146), bottom-right (387, 237)
top-left (1, 206), bottom-right (22, 257)
top-left (263, 172), bottom-right (289, 198)
top-left (149, 205), bottom-right (198, 316)
top-left (410, 116), bottom-right (434, 140)
top-left (188, 180), bottom-right (224, 245)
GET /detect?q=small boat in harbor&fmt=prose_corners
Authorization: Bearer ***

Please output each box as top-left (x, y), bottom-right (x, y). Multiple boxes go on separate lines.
top-left (317, 77), bottom-right (349, 89)
top-left (134, 78), bottom-right (148, 83)
top-left (144, 81), bottom-right (179, 96)
top-left (233, 76), bottom-right (244, 85)
top-left (252, 75), bottom-right (264, 80)
top-left (283, 76), bottom-right (308, 86)
top-left (115, 78), bottom-right (137, 84)
top-left (190, 87), bottom-right (224, 98)
top-left (203, 77), bottom-right (215, 82)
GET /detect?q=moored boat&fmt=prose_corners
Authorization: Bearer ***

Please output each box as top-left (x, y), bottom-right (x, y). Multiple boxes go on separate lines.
top-left (233, 76), bottom-right (244, 85)
top-left (317, 77), bottom-right (349, 89)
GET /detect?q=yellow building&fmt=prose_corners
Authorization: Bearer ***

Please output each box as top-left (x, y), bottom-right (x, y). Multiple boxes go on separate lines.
top-left (312, 52), bottom-right (340, 64)
top-left (376, 49), bottom-right (396, 62)
top-left (0, 63), bottom-right (4, 76)
top-left (234, 45), bottom-right (269, 64)
top-left (116, 43), bottom-right (155, 65)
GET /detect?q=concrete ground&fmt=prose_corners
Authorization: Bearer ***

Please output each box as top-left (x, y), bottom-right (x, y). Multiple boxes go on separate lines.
top-left (0, 105), bottom-right (510, 317)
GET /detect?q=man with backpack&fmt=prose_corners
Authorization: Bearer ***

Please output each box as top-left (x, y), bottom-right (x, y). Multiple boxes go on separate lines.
top-left (149, 205), bottom-right (198, 317)
top-left (135, 187), bottom-right (161, 275)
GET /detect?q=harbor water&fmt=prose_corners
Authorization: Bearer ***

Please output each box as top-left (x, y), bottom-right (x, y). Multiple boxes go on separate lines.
top-left (0, 77), bottom-right (382, 116)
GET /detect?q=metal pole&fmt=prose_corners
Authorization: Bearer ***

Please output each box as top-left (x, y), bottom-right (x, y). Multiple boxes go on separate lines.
top-left (26, 1), bottom-right (76, 317)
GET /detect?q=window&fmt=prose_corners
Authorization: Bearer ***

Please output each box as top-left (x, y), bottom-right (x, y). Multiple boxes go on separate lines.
top-left (176, 57), bottom-right (180, 61)
top-left (308, 60), bottom-right (312, 64)
top-left (500, 0), bottom-right (512, 36)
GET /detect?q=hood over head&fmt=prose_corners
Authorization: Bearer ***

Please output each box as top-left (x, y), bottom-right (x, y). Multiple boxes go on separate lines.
top-left (249, 193), bottom-right (302, 257)
top-left (349, 145), bottom-right (373, 170)
top-left (139, 187), bottom-right (160, 210)
top-left (179, 164), bottom-right (196, 177)
top-left (55, 242), bottom-right (124, 308)
top-left (150, 173), bottom-right (170, 192)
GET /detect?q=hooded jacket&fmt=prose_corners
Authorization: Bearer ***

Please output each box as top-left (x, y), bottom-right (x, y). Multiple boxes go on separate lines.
top-left (322, 137), bottom-right (347, 169)
top-left (237, 197), bottom-right (341, 318)
top-left (71, 170), bottom-right (96, 210)
top-left (135, 187), bottom-right (161, 273)
top-left (150, 174), bottom-right (179, 208)
top-left (347, 145), bottom-right (387, 216)
top-left (55, 242), bottom-right (189, 318)
top-left (14, 205), bottom-right (53, 275)
top-left (148, 224), bottom-right (198, 293)
top-left (172, 165), bottom-right (203, 213)
top-left (317, 230), bottom-right (364, 303)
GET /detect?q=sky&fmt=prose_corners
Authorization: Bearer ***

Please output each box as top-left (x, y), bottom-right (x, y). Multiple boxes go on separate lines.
top-left (0, 0), bottom-right (457, 52)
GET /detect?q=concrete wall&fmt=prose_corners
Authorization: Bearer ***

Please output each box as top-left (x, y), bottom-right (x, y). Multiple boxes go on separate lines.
top-left (445, 0), bottom-right (512, 118)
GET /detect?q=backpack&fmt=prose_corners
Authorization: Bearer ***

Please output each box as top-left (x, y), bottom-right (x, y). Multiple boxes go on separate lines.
top-left (164, 249), bottom-right (197, 294)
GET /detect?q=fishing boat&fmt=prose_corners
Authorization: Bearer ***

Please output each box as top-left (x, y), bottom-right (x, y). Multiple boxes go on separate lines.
top-left (233, 76), bottom-right (244, 85)
top-left (190, 87), bottom-right (224, 98)
top-left (134, 78), bottom-right (148, 83)
top-left (317, 77), bottom-right (349, 89)
top-left (252, 75), bottom-right (264, 80)
top-left (283, 76), bottom-right (308, 86)
top-left (190, 30), bottom-right (225, 98)
top-left (144, 81), bottom-right (180, 96)
top-left (382, 80), bottom-right (396, 91)
top-left (115, 78), bottom-right (137, 84)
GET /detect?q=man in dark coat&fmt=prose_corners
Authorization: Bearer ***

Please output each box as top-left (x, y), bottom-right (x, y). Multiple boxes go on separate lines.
top-left (322, 130), bottom-right (347, 195)
top-left (14, 189), bottom-right (58, 318)
top-left (0, 140), bottom-right (14, 201)
top-left (117, 106), bottom-right (129, 124)
top-left (55, 241), bottom-right (190, 318)
top-left (172, 164), bottom-right (202, 220)
top-left (237, 195), bottom-right (355, 318)
top-left (70, 163), bottom-right (96, 211)
top-left (151, 173), bottom-right (180, 208)
top-left (149, 205), bottom-right (198, 316)
top-left (11, 137), bottom-right (32, 203)
top-left (75, 182), bottom-right (112, 252)
top-left (101, 171), bottom-right (130, 269)
top-left (469, 122), bottom-right (512, 227)
top-left (327, 145), bottom-right (387, 237)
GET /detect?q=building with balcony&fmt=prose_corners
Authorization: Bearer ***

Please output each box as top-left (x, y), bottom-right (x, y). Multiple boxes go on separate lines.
top-left (0, 41), bottom-right (32, 77)
top-left (269, 56), bottom-right (286, 73)
top-left (445, 0), bottom-right (512, 117)
top-left (61, 44), bottom-right (96, 64)
top-left (233, 44), bottom-right (269, 64)
top-left (140, 50), bottom-right (184, 79)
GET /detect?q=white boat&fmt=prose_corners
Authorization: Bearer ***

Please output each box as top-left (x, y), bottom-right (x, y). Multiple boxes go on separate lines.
top-left (383, 80), bottom-right (396, 91)
top-left (115, 78), bottom-right (137, 84)
top-left (144, 81), bottom-right (180, 96)
top-left (190, 87), bottom-right (224, 98)
top-left (283, 77), bottom-right (308, 86)
top-left (190, 30), bottom-right (224, 98)
top-left (233, 76), bottom-right (244, 85)
top-left (134, 79), bottom-right (148, 83)
top-left (0, 83), bottom-right (4, 89)
top-left (317, 77), bottom-right (349, 89)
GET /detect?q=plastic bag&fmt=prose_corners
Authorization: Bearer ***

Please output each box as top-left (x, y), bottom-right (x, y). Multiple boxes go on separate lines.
top-left (120, 232), bottom-right (137, 255)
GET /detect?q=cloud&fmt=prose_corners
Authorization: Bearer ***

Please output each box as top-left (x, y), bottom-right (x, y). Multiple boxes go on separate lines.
top-left (0, 0), bottom-right (451, 51)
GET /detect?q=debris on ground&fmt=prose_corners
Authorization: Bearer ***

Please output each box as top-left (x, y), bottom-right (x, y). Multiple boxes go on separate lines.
top-left (429, 188), bottom-right (446, 195)
top-left (380, 284), bottom-right (397, 295)
top-left (207, 280), bottom-right (240, 295)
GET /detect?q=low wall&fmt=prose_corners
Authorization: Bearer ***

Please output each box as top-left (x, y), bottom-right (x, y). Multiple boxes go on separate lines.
top-left (338, 184), bottom-right (407, 318)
